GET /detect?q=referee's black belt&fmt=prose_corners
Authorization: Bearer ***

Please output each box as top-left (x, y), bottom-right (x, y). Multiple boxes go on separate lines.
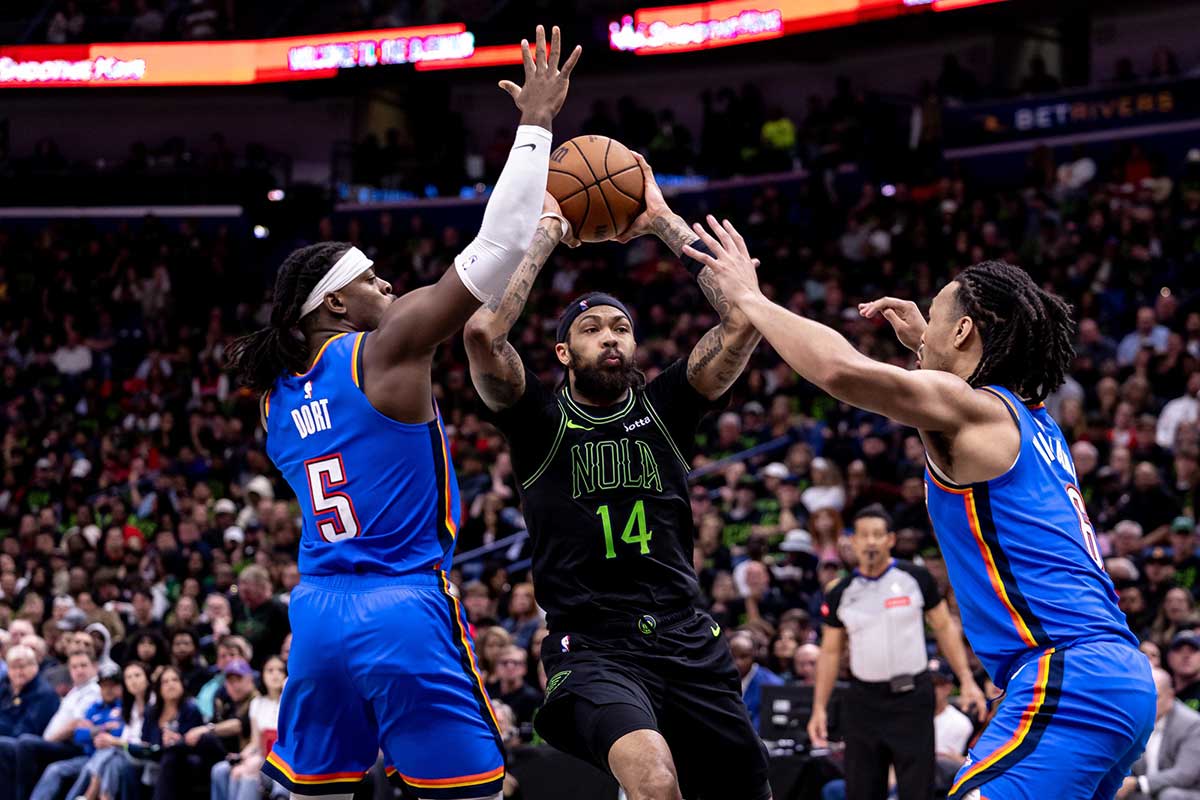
top-left (848, 670), bottom-right (931, 694)
top-left (550, 605), bottom-right (696, 637)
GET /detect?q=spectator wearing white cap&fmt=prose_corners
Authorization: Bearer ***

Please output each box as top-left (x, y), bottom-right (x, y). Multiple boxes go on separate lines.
top-left (212, 498), bottom-right (237, 543)
top-left (801, 457), bottom-right (846, 515)
top-left (223, 526), bottom-right (245, 548)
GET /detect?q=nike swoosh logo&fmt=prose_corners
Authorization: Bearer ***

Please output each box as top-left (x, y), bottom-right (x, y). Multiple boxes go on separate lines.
top-left (711, 624), bottom-right (721, 637)
top-left (565, 419), bottom-right (593, 431)
top-left (515, 143), bottom-right (536, 152)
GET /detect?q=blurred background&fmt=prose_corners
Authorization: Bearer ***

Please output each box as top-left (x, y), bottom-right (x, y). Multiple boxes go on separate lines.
top-left (3, 0), bottom-right (1200, 798)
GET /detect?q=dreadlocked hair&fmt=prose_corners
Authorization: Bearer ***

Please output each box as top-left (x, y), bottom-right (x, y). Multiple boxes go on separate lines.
top-left (955, 260), bottom-right (1075, 403)
top-left (226, 242), bottom-right (353, 392)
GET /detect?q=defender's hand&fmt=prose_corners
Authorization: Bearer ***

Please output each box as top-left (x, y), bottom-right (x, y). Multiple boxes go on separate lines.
top-left (615, 152), bottom-right (671, 244)
top-left (498, 25), bottom-right (582, 130)
top-left (858, 297), bottom-right (927, 354)
top-left (681, 216), bottom-right (763, 307)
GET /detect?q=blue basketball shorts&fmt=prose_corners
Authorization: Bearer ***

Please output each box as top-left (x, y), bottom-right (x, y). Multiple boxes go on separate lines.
top-left (261, 572), bottom-right (505, 799)
top-left (949, 638), bottom-right (1155, 800)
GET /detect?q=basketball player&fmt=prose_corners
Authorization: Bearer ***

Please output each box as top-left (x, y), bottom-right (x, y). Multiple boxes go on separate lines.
top-left (225, 26), bottom-right (580, 800)
top-left (462, 157), bottom-right (771, 800)
top-left (683, 218), bottom-right (1156, 799)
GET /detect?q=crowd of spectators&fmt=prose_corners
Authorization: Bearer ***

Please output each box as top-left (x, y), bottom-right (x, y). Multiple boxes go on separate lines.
top-left (349, 78), bottom-right (894, 195)
top-left (6, 44), bottom-right (1200, 800)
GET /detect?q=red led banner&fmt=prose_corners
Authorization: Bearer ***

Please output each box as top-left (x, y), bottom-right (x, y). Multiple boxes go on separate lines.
top-left (0, 23), bottom-right (525, 88)
top-left (608, 0), bottom-right (1008, 54)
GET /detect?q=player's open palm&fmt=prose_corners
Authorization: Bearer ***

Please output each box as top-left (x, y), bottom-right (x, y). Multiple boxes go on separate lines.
top-left (682, 216), bottom-right (762, 307)
top-left (858, 297), bottom-right (926, 354)
top-left (498, 25), bottom-right (581, 127)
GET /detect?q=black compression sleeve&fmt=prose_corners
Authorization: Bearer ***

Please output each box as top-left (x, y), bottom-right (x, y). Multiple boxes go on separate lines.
top-left (680, 237), bottom-right (713, 278)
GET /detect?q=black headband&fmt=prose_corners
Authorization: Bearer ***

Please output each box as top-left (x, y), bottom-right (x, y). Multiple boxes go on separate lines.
top-left (556, 292), bottom-right (634, 343)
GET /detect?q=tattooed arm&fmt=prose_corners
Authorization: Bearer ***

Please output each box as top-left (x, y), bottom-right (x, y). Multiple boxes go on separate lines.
top-left (651, 209), bottom-right (762, 401)
top-left (464, 206), bottom-right (564, 411)
top-left (686, 259), bottom-right (762, 400)
top-left (615, 154), bottom-right (760, 400)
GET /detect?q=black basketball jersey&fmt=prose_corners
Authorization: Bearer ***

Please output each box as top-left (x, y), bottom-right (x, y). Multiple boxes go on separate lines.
top-left (490, 360), bottom-right (721, 632)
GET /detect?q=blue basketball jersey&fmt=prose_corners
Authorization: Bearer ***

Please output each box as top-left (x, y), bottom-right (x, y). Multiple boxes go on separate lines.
top-left (925, 385), bottom-right (1135, 687)
top-left (264, 331), bottom-right (461, 576)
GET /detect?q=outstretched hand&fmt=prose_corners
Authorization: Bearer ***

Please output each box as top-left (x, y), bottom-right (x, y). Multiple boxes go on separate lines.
top-left (498, 25), bottom-right (582, 129)
top-left (681, 215), bottom-right (763, 306)
top-left (858, 297), bottom-right (927, 354)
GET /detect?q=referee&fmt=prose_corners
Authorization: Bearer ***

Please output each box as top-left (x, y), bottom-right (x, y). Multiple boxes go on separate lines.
top-left (807, 505), bottom-right (986, 800)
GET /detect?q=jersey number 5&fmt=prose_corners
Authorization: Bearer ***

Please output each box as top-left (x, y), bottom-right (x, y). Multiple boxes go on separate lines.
top-left (305, 455), bottom-right (360, 542)
top-left (1065, 483), bottom-right (1102, 568)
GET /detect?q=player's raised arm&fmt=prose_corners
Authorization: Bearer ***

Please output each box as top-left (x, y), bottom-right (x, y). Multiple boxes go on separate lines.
top-left (616, 155), bottom-right (761, 400)
top-left (683, 218), bottom-right (999, 433)
top-left (370, 25), bottom-right (581, 359)
top-left (463, 193), bottom-right (571, 411)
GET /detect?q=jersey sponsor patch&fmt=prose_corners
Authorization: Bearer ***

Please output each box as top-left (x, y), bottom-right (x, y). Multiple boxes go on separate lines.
top-left (885, 596), bottom-right (912, 609)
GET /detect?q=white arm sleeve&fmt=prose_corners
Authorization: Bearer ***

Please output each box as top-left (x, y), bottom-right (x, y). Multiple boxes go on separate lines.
top-left (454, 124), bottom-right (553, 305)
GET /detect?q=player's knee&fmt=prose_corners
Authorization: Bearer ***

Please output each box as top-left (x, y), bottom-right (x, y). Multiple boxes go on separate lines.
top-left (626, 764), bottom-right (682, 800)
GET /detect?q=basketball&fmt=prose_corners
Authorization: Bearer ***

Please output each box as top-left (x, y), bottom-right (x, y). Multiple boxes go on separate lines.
top-left (547, 135), bottom-right (646, 242)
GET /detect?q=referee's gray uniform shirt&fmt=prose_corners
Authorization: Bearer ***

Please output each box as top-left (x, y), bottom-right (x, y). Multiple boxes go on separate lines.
top-left (821, 558), bottom-right (940, 682)
top-left (821, 558), bottom-right (942, 800)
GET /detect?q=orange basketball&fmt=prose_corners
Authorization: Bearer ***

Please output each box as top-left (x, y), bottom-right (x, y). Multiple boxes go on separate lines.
top-left (546, 135), bottom-right (646, 243)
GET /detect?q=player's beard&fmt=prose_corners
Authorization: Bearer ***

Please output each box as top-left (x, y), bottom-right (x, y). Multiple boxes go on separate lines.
top-left (568, 346), bottom-right (640, 404)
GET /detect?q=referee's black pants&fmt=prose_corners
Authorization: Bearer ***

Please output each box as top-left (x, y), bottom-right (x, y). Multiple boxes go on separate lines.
top-left (843, 673), bottom-right (935, 800)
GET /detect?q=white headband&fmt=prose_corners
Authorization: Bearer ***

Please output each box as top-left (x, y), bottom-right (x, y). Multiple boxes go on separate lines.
top-left (300, 246), bottom-right (374, 318)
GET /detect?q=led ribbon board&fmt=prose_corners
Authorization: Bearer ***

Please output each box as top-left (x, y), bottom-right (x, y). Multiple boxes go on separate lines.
top-left (0, 23), bottom-right (524, 88)
top-left (609, 0), bottom-right (1008, 54)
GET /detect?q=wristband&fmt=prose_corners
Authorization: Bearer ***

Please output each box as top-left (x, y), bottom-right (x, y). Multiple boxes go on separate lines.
top-left (680, 238), bottom-right (713, 278)
top-left (539, 212), bottom-right (569, 240)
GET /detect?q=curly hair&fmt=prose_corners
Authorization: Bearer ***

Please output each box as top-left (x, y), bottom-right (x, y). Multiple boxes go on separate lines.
top-left (955, 260), bottom-right (1075, 403)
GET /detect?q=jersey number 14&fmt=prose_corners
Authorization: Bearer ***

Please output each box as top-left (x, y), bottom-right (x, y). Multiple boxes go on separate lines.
top-left (597, 501), bottom-right (653, 559)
